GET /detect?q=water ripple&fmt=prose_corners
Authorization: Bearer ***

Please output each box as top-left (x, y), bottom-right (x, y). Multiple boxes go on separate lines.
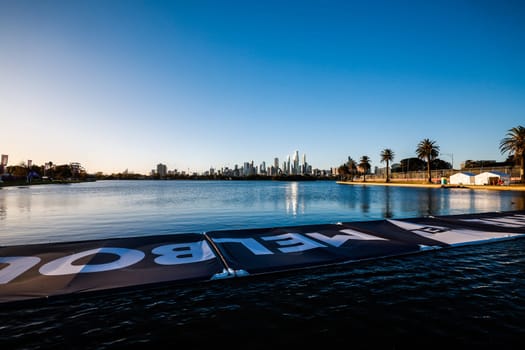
top-left (2, 182), bottom-right (525, 348)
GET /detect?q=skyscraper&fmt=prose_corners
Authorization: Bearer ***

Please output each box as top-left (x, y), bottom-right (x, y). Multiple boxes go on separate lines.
top-left (293, 150), bottom-right (299, 175)
top-left (157, 163), bottom-right (167, 178)
top-left (0, 154), bottom-right (7, 174)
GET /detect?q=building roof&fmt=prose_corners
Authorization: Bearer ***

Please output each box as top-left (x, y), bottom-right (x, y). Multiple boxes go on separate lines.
top-left (476, 171), bottom-right (510, 177)
top-left (451, 171), bottom-right (475, 176)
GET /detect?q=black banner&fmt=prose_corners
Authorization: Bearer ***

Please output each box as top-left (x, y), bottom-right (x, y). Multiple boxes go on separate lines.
top-left (0, 233), bottom-right (227, 303)
top-left (1, 210), bottom-right (524, 304)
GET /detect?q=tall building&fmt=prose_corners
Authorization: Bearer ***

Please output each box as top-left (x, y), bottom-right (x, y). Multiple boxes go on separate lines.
top-left (293, 150), bottom-right (299, 175)
top-left (0, 154), bottom-right (7, 174)
top-left (260, 161), bottom-right (266, 175)
top-left (157, 163), bottom-right (167, 178)
top-left (243, 162), bottom-right (256, 176)
top-left (302, 153), bottom-right (309, 175)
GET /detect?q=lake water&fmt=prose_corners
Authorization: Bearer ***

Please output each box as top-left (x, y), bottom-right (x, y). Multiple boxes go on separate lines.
top-left (2, 179), bottom-right (525, 246)
top-left (1, 180), bottom-right (525, 348)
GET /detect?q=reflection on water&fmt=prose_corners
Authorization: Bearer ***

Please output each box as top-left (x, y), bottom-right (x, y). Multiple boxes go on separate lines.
top-left (2, 181), bottom-right (525, 349)
top-left (16, 188), bottom-right (32, 216)
top-left (383, 186), bottom-right (393, 218)
top-left (360, 185), bottom-right (370, 213)
top-left (0, 180), bottom-right (524, 246)
top-left (447, 188), bottom-right (504, 213)
top-left (385, 186), bottom-right (512, 218)
top-left (285, 182), bottom-right (303, 216)
top-left (0, 191), bottom-right (5, 220)
top-left (422, 188), bottom-right (438, 216)
top-left (0, 187), bottom-right (33, 221)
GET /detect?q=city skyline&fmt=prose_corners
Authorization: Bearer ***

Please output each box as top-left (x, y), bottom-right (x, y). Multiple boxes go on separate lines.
top-left (1, 1), bottom-right (524, 175)
top-left (1, 149), bottom-right (322, 176)
top-left (4, 147), bottom-right (508, 178)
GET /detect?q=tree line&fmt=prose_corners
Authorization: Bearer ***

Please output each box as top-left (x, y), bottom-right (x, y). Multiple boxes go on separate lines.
top-left (338, 125), bottom-right (525, 184)
top-left (1, 162), bottom-right (89, 183)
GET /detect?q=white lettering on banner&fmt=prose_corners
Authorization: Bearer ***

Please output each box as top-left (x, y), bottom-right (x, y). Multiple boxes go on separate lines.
top-left (0, 256), bottom-right (41, 284)
top-left (152, 241), bottom-right (216, 265)
top-left (307, 229), bottom-right (387, 247)
top-left (211, 237), bottom-right (273, 255)
top-left (261, 233), bottom-right (326, 253)
top-left (387, 219), bottom-right (522, 245)
top-left (39, 248), bottom-right (145, 276)
top-left (462, 215), bottom-right (525, 228)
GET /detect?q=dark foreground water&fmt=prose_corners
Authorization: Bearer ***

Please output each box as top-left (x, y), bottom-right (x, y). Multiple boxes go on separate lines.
top-left (1, 180), bottom-right (525, 348)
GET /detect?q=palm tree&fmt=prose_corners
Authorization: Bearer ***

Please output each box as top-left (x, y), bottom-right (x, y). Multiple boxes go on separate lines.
top-left (416, 138), bottom-right (440, 183)
top-left (359, 155), bottom-right (371, 182)
top-left (500, 125), bottom-right (525, 183)
top-left (346, 157), bottom-right (358, 181)
top-left (380, 148), bottom-right (395, 183)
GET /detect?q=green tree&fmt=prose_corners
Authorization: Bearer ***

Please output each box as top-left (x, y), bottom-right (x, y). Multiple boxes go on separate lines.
top-left (431, 159), bottom-right (452, 170)
top-left (337, 164), bottom-right (349, 180)
top-left (416, 138), bottom-right (440, 183)
top-left (337, 157), bottom-right (358, 181)
top-left (380, 148), bottom-right (395, 183)
top-left (359, 155), bottom-right (371, 182)
top-left (54, 164), bottom-right (73, 180)
top-left (346, 156), bottom-right (358, 181)
top-left (499, 125), bottom-right (525, 183)
top-left (8, 165), bottom-right (27, 177)
top-left (395, 157), bottom-right (426, 173)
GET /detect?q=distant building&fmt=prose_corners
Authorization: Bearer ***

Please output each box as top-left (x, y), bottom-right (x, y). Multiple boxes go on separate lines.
top-left (474, 171), bottom-right (510, 186)
top-left (259, 161), bottom-right (266, 175)
top-left (292, 150), bottom-right (299, 175)
top-left (0, 154), bottom-right (7, 174)
top-left (69, 162), bottom-right (85, 178)
top-left (157, 163), bottom-right (167, 178)
top-left (449, 172), bottom-right (475, 185)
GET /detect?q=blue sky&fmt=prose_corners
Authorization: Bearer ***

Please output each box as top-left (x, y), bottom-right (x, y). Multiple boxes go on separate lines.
top-left (1, 0), bottom-right (524, 174)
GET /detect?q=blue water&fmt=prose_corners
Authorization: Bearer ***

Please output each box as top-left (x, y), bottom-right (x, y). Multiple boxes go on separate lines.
top-left (1, 180), bottom-right (524, 245)
top-left (1, 180), bottom-right (525, 348)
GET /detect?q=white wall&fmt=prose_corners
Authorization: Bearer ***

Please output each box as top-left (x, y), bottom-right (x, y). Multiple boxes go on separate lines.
top-left (474, 172), bottom-right (510, 185)
top-left (449, 173), bottom-right (474, 185)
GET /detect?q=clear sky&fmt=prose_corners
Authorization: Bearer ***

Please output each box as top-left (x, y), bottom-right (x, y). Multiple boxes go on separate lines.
top-left (1, 0), bottom-right (524, 175)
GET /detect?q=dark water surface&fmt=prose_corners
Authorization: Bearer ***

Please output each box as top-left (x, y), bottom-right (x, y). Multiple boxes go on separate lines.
top-left (1, 180), bottom-right (525, 348)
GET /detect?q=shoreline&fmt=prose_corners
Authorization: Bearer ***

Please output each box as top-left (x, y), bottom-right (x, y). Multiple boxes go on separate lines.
top-left (0, 179), bottom-right (89, 188)
top-left (336, 180), bottom-right (525, 192)
top-left (2, 178), bottom-right (525, 192)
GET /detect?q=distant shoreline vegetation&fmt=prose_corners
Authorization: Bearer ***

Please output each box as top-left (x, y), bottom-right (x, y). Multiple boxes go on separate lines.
top-left (98, 173), bottom-right (335, 181)
top-left (0, 173), bottom-right (336, 187)
top-left (0, 177), bottom-right (93, 188)
top-left (0, 161), bottom-right (338, 188)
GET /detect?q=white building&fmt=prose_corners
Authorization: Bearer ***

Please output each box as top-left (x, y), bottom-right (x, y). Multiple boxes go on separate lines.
top-left (449, 171), bottom-right (475, 185)
top-left (474, 171), bottom-right (511, 186)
